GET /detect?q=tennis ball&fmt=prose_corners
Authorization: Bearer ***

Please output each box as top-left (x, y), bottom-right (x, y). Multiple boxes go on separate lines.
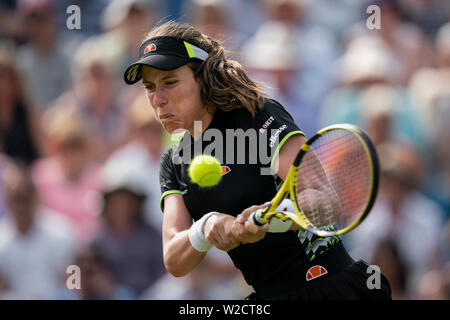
top-left (188, 155), bottom-right (222, 187)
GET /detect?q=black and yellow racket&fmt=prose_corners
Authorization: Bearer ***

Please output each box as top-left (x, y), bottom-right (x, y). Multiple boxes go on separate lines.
top-left (249, 124), bottom-right (379, 237)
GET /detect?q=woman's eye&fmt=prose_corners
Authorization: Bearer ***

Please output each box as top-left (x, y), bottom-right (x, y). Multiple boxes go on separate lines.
top-left (165, 80), bottom-right (177, 86)
top-left (145, 85), bottom-right (155, 92)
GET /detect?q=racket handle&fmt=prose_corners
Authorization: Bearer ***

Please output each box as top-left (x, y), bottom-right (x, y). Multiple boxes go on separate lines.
top-left (248, 209), bottom-right (267, 226)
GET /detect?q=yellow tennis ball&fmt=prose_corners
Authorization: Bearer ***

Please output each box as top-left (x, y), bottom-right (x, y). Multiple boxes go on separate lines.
top-left (188, 155), bottom-right (222, 187)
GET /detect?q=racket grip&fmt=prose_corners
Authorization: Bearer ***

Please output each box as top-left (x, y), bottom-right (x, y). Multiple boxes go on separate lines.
top-left (248, 209), bottom-right (267, 226)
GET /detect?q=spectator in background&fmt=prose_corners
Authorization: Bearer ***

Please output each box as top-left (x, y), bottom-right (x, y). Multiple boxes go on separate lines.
top-left (0, 0), bottom-right (26, 44)
top-left (0, 154), bottom-right (8, 219)
top-left (422, 96), bottom-right (450, 217)
top-left (408, 22), bottom-right (450, 146)
top-left (319, 36), bottom-right (426, 150)
top-left (180, 0), bottom-right (266, 40)
top-left (16, 0), bottom-right (71, 111)
top-left (371, 238), bottom-right (410, 300)
top-left (346, 142), bottom-right (445, 295)
top-left (56, 39), bottom-right (127, 161)
top-left (0, 161), bottom-right (75, 299)
top-left (108, 92), bottom-right (165, 231)
top-left (140, 247), bottom-right (252, 300)
top-left (260, 0), bottom-right (338, 83)
top-left (186, 0), bottom-right (247, 56)
top-left (47, 0), bottom-right (111, 68)
top-left (438, 221), bottom-right (450, 267)
top-left (260, 0), bottom-right (308, 29)
top-left (359, 84), bottom-right (426, 149)
top-left (242, 22), bottom-right (319, 137)
top-left (95, 0), bottom-right (156, 135)
top-left (396, 0), bottom-right (450, 37)
top-left (408, 23), bottom-right (450, 215)
top-left (245, 0), bottom-right (337, 136)
top-left (99, 0), bottom-right (155, 80)
top-left (359, 89), bottom-right (394, 147)
top-left (31, 103), bottom-right (102, 245)
top-left (436, 222), bottom-right (450, 280)
top-left (0, 42), bottom-right (40, 165)
top-left (54, 0), bottom-right (110, 38)
top-left (434, 22), bottom-right (450, 69)
top-left (91, 152), bottom-right (165, 296)
top-left (416, 265), bottom-right (450, 300)
top-left (344, 0), bottom-right (431, 86)
top-left (54, 245), bottom-right (135, 300)
top-left (304, 0), bottom-right (364, 46)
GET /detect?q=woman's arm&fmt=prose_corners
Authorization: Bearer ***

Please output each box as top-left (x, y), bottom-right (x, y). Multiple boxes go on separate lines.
top-left (231, 136), bottom-right (309, 239)
top-left (273, 134), bottom-right (306, 181)
top-left (162, 194), bottom-right (240, 277)
top-left (162, 194), bottom-right (206, 277)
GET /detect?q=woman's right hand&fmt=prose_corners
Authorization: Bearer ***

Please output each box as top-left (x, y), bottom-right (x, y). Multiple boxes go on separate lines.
top-left (203, 213), bottom-right (240, 252)
top-left (231, 203), bottom-right (270, 244)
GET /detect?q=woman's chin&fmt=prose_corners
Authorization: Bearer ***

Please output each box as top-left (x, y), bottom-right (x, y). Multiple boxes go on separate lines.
top-left (164, 123), bottom-right (185, 134)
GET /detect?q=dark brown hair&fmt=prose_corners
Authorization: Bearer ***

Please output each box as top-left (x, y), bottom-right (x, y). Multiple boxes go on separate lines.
top-left (142, 21), bottom-right (266, 116)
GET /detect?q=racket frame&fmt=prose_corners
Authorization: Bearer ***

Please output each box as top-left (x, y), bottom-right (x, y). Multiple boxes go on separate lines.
top-left (254, 124), bottom-right (380, 237)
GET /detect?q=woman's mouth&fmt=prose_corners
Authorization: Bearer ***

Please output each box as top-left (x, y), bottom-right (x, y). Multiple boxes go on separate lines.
top-left (159, 114), bottom-right (175, 121)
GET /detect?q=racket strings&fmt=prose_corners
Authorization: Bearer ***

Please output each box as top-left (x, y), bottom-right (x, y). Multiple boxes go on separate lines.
top-left (296, 129), bottom-right (371, 229)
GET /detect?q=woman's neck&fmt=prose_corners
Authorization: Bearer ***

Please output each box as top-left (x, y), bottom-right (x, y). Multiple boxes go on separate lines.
top-left (188, 109), bottom-right (215, 139)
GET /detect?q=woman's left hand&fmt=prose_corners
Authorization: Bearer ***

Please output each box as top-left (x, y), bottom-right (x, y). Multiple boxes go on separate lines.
top-left (203, 213), bottom-right (240, 252)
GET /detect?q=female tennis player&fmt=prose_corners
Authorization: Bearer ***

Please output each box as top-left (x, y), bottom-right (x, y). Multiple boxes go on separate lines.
top-left (123, 21), bottom-right (392, 300)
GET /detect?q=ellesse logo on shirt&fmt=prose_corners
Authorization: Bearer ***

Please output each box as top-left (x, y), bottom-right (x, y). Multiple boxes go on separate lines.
top-left (306, 265), bottom-right (328, 281)
top-left (221, 166), bottom-right (231, 176)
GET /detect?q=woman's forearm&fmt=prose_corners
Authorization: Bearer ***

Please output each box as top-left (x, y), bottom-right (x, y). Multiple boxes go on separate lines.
top-left (163, 229), bottom-right (207, 277)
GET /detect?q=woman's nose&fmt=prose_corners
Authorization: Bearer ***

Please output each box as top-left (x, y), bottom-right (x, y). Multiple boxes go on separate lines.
top-left (151, 88), bottom-right (167, 108)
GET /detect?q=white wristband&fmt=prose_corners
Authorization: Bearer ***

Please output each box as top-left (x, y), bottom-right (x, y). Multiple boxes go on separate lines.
top-left (189, 211), bottom-right (218, 252)
top-left (268, 219), bottom-right (293, 233)
top-left (268, 199), bottom-right (294, 233)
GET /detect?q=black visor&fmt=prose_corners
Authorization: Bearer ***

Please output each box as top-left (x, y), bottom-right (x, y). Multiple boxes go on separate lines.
top-left (123, 36), bottom-right (209, 85)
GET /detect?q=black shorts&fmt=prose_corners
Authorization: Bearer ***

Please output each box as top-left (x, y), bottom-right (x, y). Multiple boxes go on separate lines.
top-left (246, 243), bottom-right (392, 300)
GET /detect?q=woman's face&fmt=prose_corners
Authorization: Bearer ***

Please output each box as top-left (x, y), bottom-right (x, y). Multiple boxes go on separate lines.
top-left (141, 65), bottom-right (212, 135)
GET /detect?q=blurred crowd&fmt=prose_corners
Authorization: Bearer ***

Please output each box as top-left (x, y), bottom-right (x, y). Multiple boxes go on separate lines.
top-left (0, 0), bottom-right (448, 300)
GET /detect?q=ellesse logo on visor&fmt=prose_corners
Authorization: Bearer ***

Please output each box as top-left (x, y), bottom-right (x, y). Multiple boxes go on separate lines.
top-left (144, 43), bottom-right (157, 54)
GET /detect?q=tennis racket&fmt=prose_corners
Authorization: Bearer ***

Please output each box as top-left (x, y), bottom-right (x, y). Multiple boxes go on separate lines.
top-left (248, 123), bottom-right (379, 237)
